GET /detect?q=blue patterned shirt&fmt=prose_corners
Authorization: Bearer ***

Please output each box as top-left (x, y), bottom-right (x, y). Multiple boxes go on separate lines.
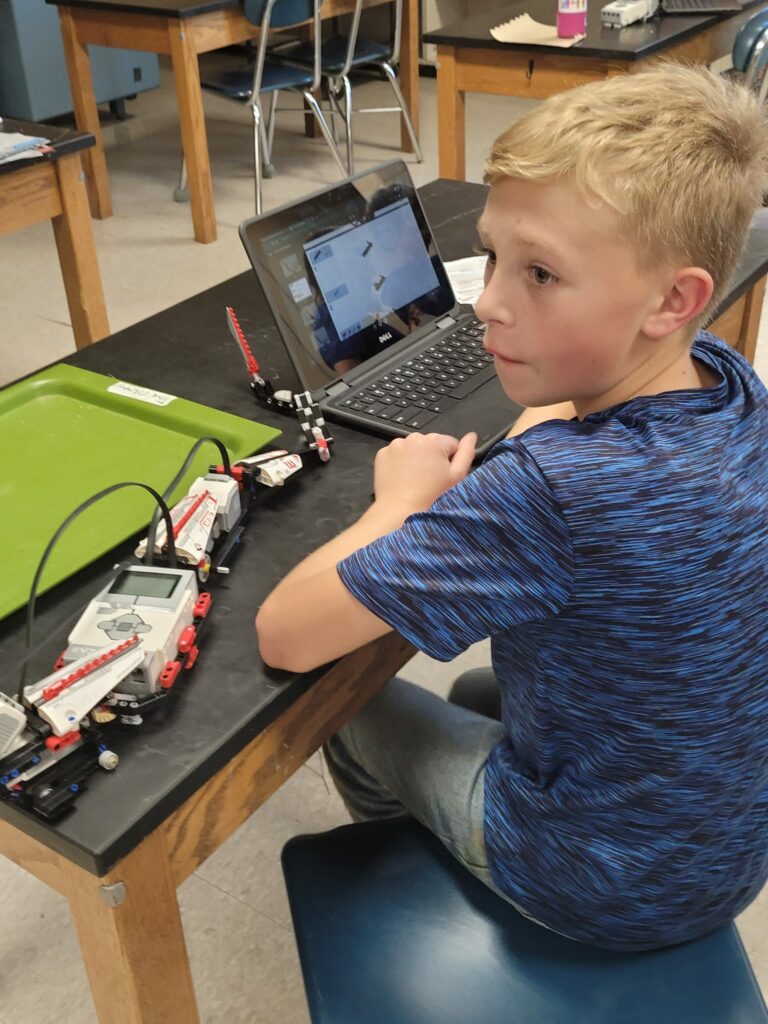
top-left (338, 333), bottom-right (768, 950)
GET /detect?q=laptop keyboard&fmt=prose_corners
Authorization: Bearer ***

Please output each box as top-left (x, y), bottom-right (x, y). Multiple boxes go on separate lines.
top-left (332, 318), bottom-right (495, 431)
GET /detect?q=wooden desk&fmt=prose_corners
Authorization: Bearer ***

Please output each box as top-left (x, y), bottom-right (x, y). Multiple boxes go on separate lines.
top-left (0, 180), bottom-right (765, 1024)
top-left (0, 119), bottom-right (109, 349)
top-left (46, 0), bottom-right (420, 244)
top-left (424, 0), bottom-right (765, 180)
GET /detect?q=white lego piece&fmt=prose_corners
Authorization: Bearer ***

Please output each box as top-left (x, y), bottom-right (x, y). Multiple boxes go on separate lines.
top-left (0, 692), bottom-right (27, 759)
top-left (601, 0), bottom-right (657, 27)
top-left (26, 641), bottom-right (146, 737)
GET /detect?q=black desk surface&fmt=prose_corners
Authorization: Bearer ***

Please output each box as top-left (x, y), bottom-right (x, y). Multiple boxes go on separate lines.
top-left (46, 0), bottom-right (240, 18)
top-left (0, 118), bottom-right (94, 179)
top-left (1, 178), bottom-right (767, 876)
top-left (423, 0), bottom-right (764, 61)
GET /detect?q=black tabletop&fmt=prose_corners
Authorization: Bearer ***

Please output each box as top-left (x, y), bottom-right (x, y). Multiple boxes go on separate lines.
top-left (1, 178), bottom-right (767, 875)
top-left (0, 118), bottom-right (94, 178)
top-left (423, 0), bottom-right (764, 61)
top-left (0, 180), bottom-right (489, 876)
top-left (46, 0), bottom-right (239, 18)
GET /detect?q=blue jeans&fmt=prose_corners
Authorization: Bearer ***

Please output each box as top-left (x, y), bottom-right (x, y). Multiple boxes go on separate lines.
top-left (324, 668), bottom-right (506, 893)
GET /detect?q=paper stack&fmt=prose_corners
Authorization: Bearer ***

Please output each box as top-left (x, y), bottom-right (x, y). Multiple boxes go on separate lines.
top-left (490, 13), bottom-right (585, 46)
top-left (0, 132), bottom-right (51, 166)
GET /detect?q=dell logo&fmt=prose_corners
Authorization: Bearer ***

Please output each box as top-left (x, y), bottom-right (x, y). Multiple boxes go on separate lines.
top-left (378, 332), bottom-right (392, 343)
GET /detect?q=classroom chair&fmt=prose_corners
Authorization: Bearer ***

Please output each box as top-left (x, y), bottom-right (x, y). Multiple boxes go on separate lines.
top-left (272, 0), bottom-right (423, 175)
top-left (177, 0), bottom-right (346, 214)
top-left (732, 8), bottom-right (768, 103)
top-left (281, 816), bottom-right (768, 1024)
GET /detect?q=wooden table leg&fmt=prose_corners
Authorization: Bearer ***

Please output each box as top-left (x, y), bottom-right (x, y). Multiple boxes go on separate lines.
top-left (739, 274), bottom-right (766, 365)
top-left (57, 9), bottom-right (113, 220)
top-left (66, 829), bottom-right (201, 1024)
top-left (436, 45), bottom-right (465, 180)
top-left (168, 21), bottom-right (218, 244)
top-left (51, 153), bottom-right (110, 349)
top-left (399, 0), bottom-right (420, 154)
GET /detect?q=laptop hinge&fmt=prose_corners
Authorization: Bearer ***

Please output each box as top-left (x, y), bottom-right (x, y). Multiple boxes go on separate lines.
top-left (436, 314), bottom-right (457, 330)
top-left (325, 380), bottom-right (348, 398)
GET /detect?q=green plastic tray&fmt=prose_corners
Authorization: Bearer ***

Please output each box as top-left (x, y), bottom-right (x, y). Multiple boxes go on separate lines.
top-left (0, 364), bottom-right (282, 620)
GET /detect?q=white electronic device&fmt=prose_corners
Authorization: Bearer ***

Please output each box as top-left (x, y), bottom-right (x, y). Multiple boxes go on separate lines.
top-left (601, 0), bottom-right (658, 27)
top-left (61, 564), bottom-right (200, 700)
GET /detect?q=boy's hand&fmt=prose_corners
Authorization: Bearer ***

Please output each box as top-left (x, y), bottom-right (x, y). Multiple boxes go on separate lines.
top-left (373, 431), bottom-right (477, 517)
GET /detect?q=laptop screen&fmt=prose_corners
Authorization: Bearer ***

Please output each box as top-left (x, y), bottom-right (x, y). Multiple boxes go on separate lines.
top-left (239, 161), bottom-right (456, 392)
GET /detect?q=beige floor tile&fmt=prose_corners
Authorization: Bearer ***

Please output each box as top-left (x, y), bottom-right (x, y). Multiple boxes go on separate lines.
top-left (180, 873), bottom-right (310, 1024)
top-left (0, 859), bottom-right (98, 1024)
top-left (738, 881), bottom-right (768, 991)
top-left (195, 763), bottom-right (350, 931)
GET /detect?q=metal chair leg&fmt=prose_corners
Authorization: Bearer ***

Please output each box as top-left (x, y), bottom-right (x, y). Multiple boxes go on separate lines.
top-left (301, 90), bottom-right (348, 179)
top-left (174, 157), bottom-right (189, 203)
top-left (328, 86), bottom-right (342, 146)
top-left (342, 74), bottom-right (354, 175)
top-left (252, 103), bottom-right (264, 215)
top-left (264, 91), bottom-right (278, 178)
top-left (380, 60), bottom-right (423, 163)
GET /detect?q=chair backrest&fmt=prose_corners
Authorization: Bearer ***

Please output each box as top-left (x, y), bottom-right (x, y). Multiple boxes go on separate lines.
top-left (335, 0), bottom-right (402, 79)
top-left (733, 8), bottom-right (768, 104)
top-left (244, 0), bottom-right (314, 29)
top-left (245, 0), bottom-right (322, 94)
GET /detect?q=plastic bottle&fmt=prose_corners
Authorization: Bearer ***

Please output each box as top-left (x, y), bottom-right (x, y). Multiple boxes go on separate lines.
top-left (557, 0), bottom-right (587, 37)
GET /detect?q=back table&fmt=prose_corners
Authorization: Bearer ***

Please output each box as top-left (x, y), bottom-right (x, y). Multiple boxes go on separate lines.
top-left (0, 180), bottom-right (767, 1024)
top-left (45, 0), bottom-right (420, 243)
top-left (423, 0), bottom-right (768, 180)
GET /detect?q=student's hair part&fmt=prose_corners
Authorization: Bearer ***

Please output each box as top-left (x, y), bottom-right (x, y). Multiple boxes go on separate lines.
top-left (484, 63), bottom-right (768, 323)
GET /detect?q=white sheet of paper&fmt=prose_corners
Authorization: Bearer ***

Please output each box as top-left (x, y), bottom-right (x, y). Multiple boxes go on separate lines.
top-left (490, 13), bottom-right (585, 46)
top-left (445, 255), bottom-right (487, 307)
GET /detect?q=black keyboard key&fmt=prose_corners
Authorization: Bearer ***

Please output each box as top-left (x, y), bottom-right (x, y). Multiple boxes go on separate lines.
top-left (450, 362), bottom-right (497, 399)
top-left (392, 405), bottom-right (423, 424)
top-left (429, 397), bottom-right (458, 414)
top-left (406, 410), bottom-right (438, 429)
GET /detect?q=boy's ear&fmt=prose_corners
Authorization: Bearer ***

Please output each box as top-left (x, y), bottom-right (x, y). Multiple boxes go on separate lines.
top-left (643, 267), bottom-right (714, 339)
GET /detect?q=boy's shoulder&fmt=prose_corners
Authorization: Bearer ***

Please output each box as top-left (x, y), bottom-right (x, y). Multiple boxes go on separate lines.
top-left (494, 332), bottom-right (767, 501)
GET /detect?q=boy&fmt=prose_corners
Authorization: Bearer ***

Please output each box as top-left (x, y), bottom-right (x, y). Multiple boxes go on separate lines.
top-left (256, 63), bottom-right (768, 951)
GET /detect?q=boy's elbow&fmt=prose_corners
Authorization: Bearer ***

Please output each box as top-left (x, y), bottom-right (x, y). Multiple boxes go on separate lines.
top-left (255, 602), bottom-right (313, 673)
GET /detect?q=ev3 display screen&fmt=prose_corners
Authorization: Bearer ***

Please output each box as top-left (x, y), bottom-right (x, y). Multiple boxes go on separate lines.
top-left (108, 570), bottom-right (180, 600)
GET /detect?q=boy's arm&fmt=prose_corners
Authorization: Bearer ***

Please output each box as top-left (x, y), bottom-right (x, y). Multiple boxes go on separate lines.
top-left (508, 402), bottom-right (577, 437)
top-left (255, 502), bottom-right (404, 673)
top-left (256, 432), bottom-right (476, 673)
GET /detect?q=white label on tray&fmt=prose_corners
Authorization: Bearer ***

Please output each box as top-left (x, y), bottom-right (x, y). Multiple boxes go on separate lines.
top-left (107, 381), bottom-right (177, 407)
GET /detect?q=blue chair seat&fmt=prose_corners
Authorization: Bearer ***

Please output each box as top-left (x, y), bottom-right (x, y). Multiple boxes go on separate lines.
top-left (201, 60), bottom-right (315, 99)
top-left (279, 36), bottom-right (393, 74)
top-left (282, 817), bottom-right (768, 1024)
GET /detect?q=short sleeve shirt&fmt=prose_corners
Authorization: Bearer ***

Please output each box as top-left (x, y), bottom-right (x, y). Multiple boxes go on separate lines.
top-left (338, 333), bottom-right (768, 950)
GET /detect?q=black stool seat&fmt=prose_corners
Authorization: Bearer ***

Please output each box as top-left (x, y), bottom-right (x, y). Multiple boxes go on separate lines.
top-left (282, 817), bottom-right (768, 1024)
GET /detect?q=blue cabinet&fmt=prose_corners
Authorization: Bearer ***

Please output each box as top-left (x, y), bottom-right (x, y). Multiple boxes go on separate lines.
top-left (0, 0), bottom-right (160, 121)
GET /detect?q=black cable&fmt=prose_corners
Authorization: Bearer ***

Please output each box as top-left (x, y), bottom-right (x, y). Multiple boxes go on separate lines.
top-left (143, 436), bottom-right (232, 566)
top-left (18, 482), bottom-right (176, 697)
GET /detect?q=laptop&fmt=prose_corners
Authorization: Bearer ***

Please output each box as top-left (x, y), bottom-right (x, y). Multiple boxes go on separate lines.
top-left (661, 0), bottom-right (742, 13)
top-left (239, 160), bottom-right (522, 457)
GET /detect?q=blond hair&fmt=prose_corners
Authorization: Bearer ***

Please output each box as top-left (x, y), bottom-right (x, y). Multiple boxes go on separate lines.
top-left (484, 63), bottom-right (768, 322)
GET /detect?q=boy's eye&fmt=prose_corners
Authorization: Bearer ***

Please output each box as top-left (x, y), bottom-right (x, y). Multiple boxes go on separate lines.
top-left (473, 244), bottom-right (496, 266)
top-left (529, 265), bottom-right (558, 286)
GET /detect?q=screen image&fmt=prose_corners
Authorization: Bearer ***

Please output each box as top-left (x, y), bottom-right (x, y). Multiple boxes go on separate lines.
top-left (304, 199), bottom-right (440, 345)
top-left (109, 570), bottom-right (180, 600)
top-left (241, 162), bottom-right (456, 391)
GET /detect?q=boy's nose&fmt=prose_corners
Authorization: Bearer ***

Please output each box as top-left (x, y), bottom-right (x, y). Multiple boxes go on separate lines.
top-left (475, 278), bottom-right (515, 327)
